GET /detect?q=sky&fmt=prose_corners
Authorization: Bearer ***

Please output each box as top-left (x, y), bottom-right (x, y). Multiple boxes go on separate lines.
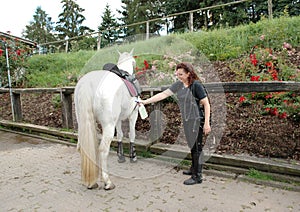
top-left (0, 0), bottom-right (122, 37)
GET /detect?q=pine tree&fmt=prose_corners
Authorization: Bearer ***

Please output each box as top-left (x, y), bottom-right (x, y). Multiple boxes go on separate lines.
top-left (98, 4), bottom-right (120, 47)
top-left (119, 0), bottom-right (165, 36)
top-left (165, 0), bottom-right (201, 32)
top-left (23, 7), bottom-right (56, 45)
top-left (55, 0), bottom-right (92, 40)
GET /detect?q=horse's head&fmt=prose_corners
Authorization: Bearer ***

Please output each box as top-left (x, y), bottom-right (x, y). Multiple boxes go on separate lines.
top-left (117, 48), bottom-right (136, 75)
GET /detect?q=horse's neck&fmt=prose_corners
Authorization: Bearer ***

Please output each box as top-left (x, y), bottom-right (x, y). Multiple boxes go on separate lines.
top-left (118, 63), bottom-right (133, 75)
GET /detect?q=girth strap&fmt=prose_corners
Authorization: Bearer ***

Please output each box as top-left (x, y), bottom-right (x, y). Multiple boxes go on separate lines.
top-left (121, 78), bottom-right (138, 97)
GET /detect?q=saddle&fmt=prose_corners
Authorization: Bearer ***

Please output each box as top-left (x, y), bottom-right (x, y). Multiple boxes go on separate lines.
top-left (103, 63), bottom-right (141, 97)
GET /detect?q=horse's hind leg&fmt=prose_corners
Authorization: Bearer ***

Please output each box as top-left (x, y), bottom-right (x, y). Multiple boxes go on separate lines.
top-left (99, 125), bottom-right (116, 190)
top-left (128, 111), bottom-right (138, 163)
top-left (116, 120), bottom-right (126, 163)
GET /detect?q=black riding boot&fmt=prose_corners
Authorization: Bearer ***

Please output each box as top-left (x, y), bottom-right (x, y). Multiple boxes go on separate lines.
top-left (183, 150), bottom-right (203, 185)
top-left (183, 156), bottom-right (194, 175)
top-left (117, 141), bottom-right (126, 163)
top-left (183, 167), bottom-right (192, 175)
top-left (130, 142), bottom-right (137, 163)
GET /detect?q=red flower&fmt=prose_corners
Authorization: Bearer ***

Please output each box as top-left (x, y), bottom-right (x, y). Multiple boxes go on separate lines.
top-left (265, 61), bottom-right (272, 67)
top-left (270, 108), bottom-right (279, 116)
top-left (265, 107), bottom-right (270, 112)
top-left (265, 94), bottom-right (272, 99)
top-left (249, 54), bottom-right (258, 66)
top-left (271, 72), bottom-right (278, 80)
top-left (279, 112), bottom-right (287, 119)
top-left (239, 96), bottom-right (246, 103)
top-left (16, 49), bottom-right (21, 56)
top-left (143, 60), bottom-right (149, 70)
top-left (250, 76), bottom-right (260, 81)
top-left (0, 49), bottom-right (3, 56)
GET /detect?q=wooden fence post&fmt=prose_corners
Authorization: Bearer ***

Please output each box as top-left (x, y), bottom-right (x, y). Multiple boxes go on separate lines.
top-left (61, 91), bottom-right (73, 129)
top-left (146, 21), bottom-right (149, 40)
top-left (268, 0), bottom-right (273, 19)
top-left (148, 90), bottom-right (163, 143)
top-left (189, 12), bottom-right (194, 32)
top-left (12, 92), bottom-right (22, 122)
top-left (97, 33), bottom-right (101, 50)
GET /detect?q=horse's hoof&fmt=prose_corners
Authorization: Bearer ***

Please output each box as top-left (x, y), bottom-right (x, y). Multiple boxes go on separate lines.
top-left (118, 156), bottom-right (126, 163)
top-left (87, 183), bottom-right (98, 189)
top-left (104, 183), bottom-right (115, 190)
top-left (130, 157), bottom-right (137, 163)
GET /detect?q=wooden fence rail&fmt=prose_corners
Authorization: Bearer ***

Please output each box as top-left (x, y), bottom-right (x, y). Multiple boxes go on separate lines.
top-left (1, 81), bottom-right (300, 129)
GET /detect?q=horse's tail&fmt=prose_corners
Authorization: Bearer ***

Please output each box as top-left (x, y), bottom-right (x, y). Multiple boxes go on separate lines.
top-left (75, 83), bottom-right (99, 188)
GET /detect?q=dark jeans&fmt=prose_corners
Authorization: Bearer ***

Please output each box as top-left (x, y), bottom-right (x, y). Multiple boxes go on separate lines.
top-left (190, 122), bottom-right (204, 178)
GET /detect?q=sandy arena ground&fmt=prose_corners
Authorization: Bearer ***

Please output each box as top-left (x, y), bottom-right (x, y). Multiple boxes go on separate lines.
top-left (0, 130), bottom-right (299, 211)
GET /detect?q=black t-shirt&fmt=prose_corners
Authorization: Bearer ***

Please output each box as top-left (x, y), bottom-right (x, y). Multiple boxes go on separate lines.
top-left (169, 80), bottom-right (207, 121)
top-left (169, 80), bottom-right (207, 148)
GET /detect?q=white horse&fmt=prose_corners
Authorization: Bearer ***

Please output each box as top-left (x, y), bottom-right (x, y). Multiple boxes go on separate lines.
top-left (74, 49), bottom-right (139, 190)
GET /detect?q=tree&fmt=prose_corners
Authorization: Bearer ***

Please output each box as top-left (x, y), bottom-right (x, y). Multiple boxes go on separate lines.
top-left (119, 0), bottom-right (165, 36)
top-left (246, 0), bottom-right (300, 22)
top-left (273, 0), bottom-right (300, 17)
top-left (23, 7), bottom-right (56, 45)
top-left (165, 0), bottom-right (202, 33)
top-left (98, 4), bottom-right (120, 47)
top-left (211, 1), bottom-right (251, 28)
top-left (55, 0), bottom-right (92, 41)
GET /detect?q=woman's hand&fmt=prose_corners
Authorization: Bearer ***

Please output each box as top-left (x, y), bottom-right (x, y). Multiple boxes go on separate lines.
top-left (139, 99), bottom-right (146, 105)
top-left (203, 123), bottom-right (211, 135)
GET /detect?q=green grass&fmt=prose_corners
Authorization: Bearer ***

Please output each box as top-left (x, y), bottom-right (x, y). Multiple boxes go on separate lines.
top-left (180, 16), bottom-right (300, 61)
top-left (246, 168), bottom-right (274, 181)
top-left (24, 16), bottom-right (300, 87)
top-left (246, 168), bottom-right (300, 186)
top-left (25, 50), bottom-right (96, 87)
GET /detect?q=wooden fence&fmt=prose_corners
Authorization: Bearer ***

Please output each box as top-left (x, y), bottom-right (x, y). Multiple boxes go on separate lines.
top-left (0, 81), bottom-right (300, 129)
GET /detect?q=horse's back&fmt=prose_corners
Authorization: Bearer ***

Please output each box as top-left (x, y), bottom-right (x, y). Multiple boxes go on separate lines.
top-left (75, 70), bottom-right (136, 123)
top-left (75, 70), bottom-right (123, 99)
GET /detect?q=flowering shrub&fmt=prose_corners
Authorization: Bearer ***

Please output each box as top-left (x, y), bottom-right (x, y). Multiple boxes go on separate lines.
top-left (238, 36), bottom-right (300, 122)
top-left (134, 55), bottom-right (176, 86)
top-left (0, 37), bottom-right (31, 86)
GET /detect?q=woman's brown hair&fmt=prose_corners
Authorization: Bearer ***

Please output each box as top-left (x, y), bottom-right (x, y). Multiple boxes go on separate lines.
top-left (176, 62), bottom-right (200, 85)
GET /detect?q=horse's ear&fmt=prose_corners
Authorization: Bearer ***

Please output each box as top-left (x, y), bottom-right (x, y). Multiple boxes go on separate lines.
top-left (129, 48), bottom-right (134, 56)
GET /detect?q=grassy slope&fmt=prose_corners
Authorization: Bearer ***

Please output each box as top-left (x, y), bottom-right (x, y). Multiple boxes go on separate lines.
top-left (25, 16), bottom-right (300, 87)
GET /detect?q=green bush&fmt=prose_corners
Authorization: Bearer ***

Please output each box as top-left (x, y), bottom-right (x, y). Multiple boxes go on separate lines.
top-left (180, 16), bottom-right (300, 61)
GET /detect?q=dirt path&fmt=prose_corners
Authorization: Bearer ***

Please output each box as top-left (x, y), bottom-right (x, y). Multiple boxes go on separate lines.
top-left (0, 130), bottom-right (299, 211)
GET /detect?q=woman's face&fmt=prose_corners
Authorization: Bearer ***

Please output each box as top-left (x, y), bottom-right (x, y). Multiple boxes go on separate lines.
top-left (175, 68), bottom-right (190, 84)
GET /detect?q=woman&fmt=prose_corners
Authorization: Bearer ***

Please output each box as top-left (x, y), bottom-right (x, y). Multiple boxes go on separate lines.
top-left (140, 62), bottom-right (211, 185)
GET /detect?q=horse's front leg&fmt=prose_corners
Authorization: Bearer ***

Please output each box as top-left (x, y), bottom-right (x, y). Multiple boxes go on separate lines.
top-left (128, 111), bottom-right (139, 163)
top-left (116, 120), bottom-right (125, 163)
top-left (99, 126), bottom-right (115, 190)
